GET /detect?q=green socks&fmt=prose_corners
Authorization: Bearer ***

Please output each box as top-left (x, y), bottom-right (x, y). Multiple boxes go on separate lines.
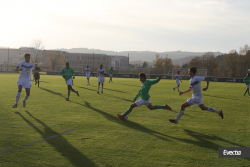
top-left (68, 90), bottom-right (70, 99)
top-left (72, 89), bottom-right (77, 93)
top-left (123, 108), bottom-right (132, 117)
top-left (153, 105), bottom-right (165, 109)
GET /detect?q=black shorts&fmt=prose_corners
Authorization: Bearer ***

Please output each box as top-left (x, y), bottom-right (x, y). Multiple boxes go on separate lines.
top-left (34, 73), bottom-right (40, 80)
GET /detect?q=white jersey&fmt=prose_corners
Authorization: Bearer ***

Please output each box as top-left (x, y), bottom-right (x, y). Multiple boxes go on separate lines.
top-left (16, 61), bottom-right (35, 79)
top-left (98, 69), bottom-right (106, 78)
top-left (85, 68), bottom-right (91, 75)
top-left (189, 76), bottom-right (205, 98)
top-left (175, 74), bottom-right (180, 82)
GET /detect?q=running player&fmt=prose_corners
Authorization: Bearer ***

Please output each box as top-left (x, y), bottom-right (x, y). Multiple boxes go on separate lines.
top-left (61, 62), bottom-right (79, 101)
top-left (12, 53), bottom-right (35, 108)
top-left (96, 64), bottom-right (106, 94)
top-left (34, 64), bottom-right (41, 87)
top-left (117, 72), bottom-right (172, 121)
top-left (243, 73), bottom-right (250, 97)
top-left (84, 65), bottom-right (92, 85)
top-left (169, 67), bottom-right (223, 124)
top-left (173, 71), bottom-right (182, 91)
top-left (109, 67), bottom-right (114, 83)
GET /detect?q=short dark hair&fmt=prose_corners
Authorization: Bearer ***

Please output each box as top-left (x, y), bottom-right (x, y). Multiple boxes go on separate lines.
top-left (189, 67), bottom-right (197, 75)
top-left (100, 64), bottom-right (103, 66)
top-left (139, 72), bottom-right (146, 79)
top-left (66, 62), bottom-right (69, 65)
top-left (177, 71), bottom-right (180, 73)
top-left (24, 53), bottom-right (30, 57)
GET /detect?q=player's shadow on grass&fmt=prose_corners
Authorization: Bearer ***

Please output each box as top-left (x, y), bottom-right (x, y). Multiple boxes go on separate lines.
top-left (39, 87), bottom-right (64, 97)
top-left (15, 111), bottom-right (97, 167)
top-left (203, 94), bottom-right (241, 101)
top-left (168, 129), bottom-right (247, 153)
top-left (75, 85), bottom-right (127, 94)
top-left (71, 101), bottom-right (172, 142)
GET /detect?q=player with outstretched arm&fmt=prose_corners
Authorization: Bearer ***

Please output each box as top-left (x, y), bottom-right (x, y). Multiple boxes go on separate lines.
top-left (117, 72), bottom-right (172, 121)
top-left (169, 67), bottom-right (223, 124)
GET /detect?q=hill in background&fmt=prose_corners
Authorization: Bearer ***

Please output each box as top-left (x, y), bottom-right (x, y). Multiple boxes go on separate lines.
top-left (61, 48), bottom-right (222, 65)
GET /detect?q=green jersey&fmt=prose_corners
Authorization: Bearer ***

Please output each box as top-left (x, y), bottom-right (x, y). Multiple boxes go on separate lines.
top-left (109, 69), bottom-right (114, 75)
top-left (243, 76), bottom-right (250, 85)
top-left (134, 77), bottom-right (161, 101)
top-left (61, 68), bottom-right (75, 81)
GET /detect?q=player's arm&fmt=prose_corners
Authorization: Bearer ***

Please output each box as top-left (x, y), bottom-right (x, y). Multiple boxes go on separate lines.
top-left (179, 88), bottom-right (192, 95)
top-left (72, 69), bottom-right (75, 79)
top-left (243, 77), bottom-right (246, 82)
top-left (15, 63), bottom-right (23, 71)
top-left (32, 66), bottom-right (36, 73)
top-left (103, 70), bottom-right (106, 75)
top-left (134, 90), bottom-right (140, 101)
top-left (61, 69), bottom-right (65, 78)
top-left (203, 77), bottom-right (209, 91)
top-left (148, 75), bottom-right (161, 85)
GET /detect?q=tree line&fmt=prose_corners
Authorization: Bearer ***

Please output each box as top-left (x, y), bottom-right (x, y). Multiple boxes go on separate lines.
top-left (151, 44), bottom-right (250, 78)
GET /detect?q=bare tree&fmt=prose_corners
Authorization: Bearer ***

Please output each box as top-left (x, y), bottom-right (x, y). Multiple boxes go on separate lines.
top-left (239, 44), bottom-right (250, 55)
top-left (224, 50), bottom-right (238, 77)
top-left (47, 52), bottom-right (65, 70)
top-left (203, 52), bottom-right (220, 76)
top-left (29, 39), bottom-right (45, 64)
top-left (153, 54), bottom-right (173, 74)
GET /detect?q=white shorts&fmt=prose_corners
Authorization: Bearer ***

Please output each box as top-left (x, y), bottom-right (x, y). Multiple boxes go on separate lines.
top-left (17, 78), bottom-right (32, 90)
top-left (86, 74), bottom-right (90, 79)
top-left (187, 97), bottom-right (203, 106)
top-left (135, 99), bottom-right (151, 107)
top-left (66, 78), bottom-right (72, 85)
top-left (246, 85), bottom-right (249, 89)
top-left (98, 77), bottom-right (105, 83)
top-left (176, 80), bottom-right (180, 86)
top-left (109, 74), bottom-right (113, 77)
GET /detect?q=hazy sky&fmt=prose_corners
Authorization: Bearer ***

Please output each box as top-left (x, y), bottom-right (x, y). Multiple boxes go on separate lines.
top-left (0, 0), bottom-right (249, 53)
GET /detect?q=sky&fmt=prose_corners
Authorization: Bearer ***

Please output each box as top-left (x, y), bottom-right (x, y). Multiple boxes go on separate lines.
top-left (0, 0), bottom-right (249, 53)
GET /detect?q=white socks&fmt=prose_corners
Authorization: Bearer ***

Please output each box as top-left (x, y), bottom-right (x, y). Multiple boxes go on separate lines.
top-left (207, 107), bottom-right (219, 114)
top-left (98, 86), bottom-right (100, 92)
top-left (16, 92), bottom-right (21, 104)
top-left (176, 110), bottom-right (184, 122)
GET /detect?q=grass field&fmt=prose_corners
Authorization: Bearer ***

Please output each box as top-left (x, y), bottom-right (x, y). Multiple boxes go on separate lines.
top-left (0, 73), bottom-right (249, 167)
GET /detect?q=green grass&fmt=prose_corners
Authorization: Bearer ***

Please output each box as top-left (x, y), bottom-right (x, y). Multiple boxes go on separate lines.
top-left (0, 73), bottom-right (249, 167)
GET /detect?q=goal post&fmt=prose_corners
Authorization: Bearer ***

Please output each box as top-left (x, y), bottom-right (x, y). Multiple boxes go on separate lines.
top-left (172, 68), bottom-right (207, 79)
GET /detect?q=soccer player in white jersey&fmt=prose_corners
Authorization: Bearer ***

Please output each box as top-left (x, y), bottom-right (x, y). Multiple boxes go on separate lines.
top-left (173, 71), bottom-right (182, 91)
top-left (169, 67), bottom-right (223, 124)
top-left (84, 65), bottom-right (92, 85)
top-left (96, 64), bottom-right (106, 94)
top-left (12, 53), bottom-right (35, 108)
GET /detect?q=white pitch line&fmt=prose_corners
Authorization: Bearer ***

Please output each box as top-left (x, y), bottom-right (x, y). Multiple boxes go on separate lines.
top-left (0, 123), bottom-right (76, 156)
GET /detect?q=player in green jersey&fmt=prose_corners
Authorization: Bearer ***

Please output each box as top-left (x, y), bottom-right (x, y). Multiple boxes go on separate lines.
top-left (117, 72), bottom-right (172, 121)
top-left (243, 73), bottom-right (250, 97)
top-left (61, 62), bottom-right (79, 101)
top-left (109, 67), bottom-right (114, 83)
